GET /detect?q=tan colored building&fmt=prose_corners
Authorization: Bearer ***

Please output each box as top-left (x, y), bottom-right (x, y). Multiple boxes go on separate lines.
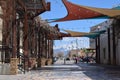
top-left (68, 49), bottom-right (95, 59)
top-left (68, 49), bottom-right (84, 58)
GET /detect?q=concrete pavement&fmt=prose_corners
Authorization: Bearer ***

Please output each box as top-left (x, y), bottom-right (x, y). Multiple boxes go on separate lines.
top-left (0, 60), bottom-right (120, 80)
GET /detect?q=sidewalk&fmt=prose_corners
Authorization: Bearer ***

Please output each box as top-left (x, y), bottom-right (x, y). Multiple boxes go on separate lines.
top-left (77, 62), bottom-right (120, 80)
top-left (0, 60), bottom-right (120, 80)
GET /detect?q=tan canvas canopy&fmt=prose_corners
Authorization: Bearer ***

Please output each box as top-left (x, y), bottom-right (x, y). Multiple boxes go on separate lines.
top-left (64, 30), bottom-right (94, 37)
top-left (63, 30), bottom-right (106, 38)
top-left (81, 5), bottom-right (120, 17)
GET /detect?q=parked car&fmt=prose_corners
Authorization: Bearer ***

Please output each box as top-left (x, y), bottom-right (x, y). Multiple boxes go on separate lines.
top-left (82, 57), bottom-right (95, 63)
top-left (66, 57), bottom-right (70, 60)
top-left (53, 57), bottom-right (58, 62)
top-left (82, 57), bottom-right (90, 63)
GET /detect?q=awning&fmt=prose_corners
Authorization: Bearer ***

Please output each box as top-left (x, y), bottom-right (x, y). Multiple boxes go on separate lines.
top-left (64, 30), bottom-right (106, 38)
top-left (51, 0), bottom-right (120, 22)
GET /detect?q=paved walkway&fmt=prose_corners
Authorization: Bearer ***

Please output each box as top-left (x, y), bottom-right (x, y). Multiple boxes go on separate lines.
top-left (0, 60), bottom-right (120, 80)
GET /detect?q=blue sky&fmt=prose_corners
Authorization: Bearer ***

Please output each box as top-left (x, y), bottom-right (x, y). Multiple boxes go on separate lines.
top-left (41, 0), bottom-right (120, 50)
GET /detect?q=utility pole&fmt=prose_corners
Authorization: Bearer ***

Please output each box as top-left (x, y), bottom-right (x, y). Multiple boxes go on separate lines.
top-left (76, 38), bottom-right (78, 64)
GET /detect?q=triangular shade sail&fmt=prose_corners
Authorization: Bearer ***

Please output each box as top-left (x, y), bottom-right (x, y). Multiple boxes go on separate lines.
top-left (53, 0), bottom-right (120, 22)
top-left (64, 30), bottom-right (93, 36)
top-left (64, 30), bottom-right (106, 38)
top-left (81, 5), bottom-right (120, 17)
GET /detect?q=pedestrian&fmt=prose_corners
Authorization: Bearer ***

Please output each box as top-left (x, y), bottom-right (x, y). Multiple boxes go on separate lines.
top-left (75, 57), bottom-right (77, 64)
top-left (64, 58), bottom-right (66, 64)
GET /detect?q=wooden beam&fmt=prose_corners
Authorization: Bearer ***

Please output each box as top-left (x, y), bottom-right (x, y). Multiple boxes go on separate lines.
top-left (42, 0), bottom-right (47, 10)
top-left (23, 12), bottom-right (29, 56)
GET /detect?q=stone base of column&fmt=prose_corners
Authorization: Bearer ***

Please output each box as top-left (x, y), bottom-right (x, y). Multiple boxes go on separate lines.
top-left (41, 58), bottom-right (47, 67)
top-left (47, 59), bottom-right (52, 65)
top-left (29, 58), bottom-right (36, 69)
top-left (10, 58), bottom-right (18, 75)
top-left (37, 58), bottom-right (41, 67)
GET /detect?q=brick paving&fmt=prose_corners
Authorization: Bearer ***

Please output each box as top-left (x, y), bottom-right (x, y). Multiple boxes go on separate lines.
top-left (0, 60), bottom-right (120, 80)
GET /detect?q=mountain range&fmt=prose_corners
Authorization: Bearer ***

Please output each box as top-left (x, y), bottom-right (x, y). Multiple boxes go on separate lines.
top-left (53, 48), bottom-right (69, 56)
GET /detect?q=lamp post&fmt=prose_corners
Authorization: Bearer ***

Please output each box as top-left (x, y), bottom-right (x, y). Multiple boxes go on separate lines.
top-left (75, 38), bottom-right (79, 63)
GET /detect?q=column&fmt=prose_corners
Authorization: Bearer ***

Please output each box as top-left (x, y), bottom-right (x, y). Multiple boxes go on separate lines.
top-left (23, 12), bottom-right (29, 70)
top-left (107, 28), bottom-right (111, 64)
top-left (10, 0), bottom-right (18, 75)
top-left (112, 26), bottom-right (116, 65)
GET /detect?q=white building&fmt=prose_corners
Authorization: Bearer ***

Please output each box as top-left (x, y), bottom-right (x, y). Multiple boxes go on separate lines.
top-left (90, 19), bottom-right (120, 65)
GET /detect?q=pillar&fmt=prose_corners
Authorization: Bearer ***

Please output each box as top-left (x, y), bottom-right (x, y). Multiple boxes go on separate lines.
top-left (10, 0), bottom-right (18, 75)
top-left (112, 26), bottom-right (116, 65)
top-left (98, 36), bottom-right (100, 63)
top-left (23, 12), bottom-right (29, 70)
top-left (107, 28), bottom-right (111, 64)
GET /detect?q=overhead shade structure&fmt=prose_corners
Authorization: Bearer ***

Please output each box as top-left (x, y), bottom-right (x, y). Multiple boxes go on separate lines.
top-left (52, 0), bottom-right (120, 22)
top-left (81, 5), bottom-right (120, 17)
top-left (64, 30), bottom-right (92, 37)
top-left (64, 30), bottom-right (106, 38)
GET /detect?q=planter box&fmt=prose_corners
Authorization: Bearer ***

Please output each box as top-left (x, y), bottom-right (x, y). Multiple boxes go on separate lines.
top-left (41, 58), bottom-right (47, 66)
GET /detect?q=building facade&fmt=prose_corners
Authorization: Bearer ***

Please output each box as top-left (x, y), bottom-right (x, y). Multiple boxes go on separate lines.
top-left (90, 19), bottom-right (120, 65)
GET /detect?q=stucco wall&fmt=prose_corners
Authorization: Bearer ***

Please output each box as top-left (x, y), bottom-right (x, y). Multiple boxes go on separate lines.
top-left (116, 39), bottom-right (120, 65)
top-left (100, 33), bottom-right (109, 64)
top-left (90, 19), bottom-right (116, 65)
